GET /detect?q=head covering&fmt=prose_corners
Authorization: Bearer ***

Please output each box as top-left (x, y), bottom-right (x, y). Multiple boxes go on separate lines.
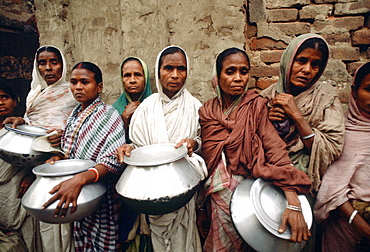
top-left (211, 48), bottom-right (250, 114)
top-left (155, 45), bottom-right (189, 102)
top-left (276, 33), bottom-right (329, 94)
top-left (112, 57), bottom-right (152, 115)
top-left (26, 45), bottom-right (67, 108)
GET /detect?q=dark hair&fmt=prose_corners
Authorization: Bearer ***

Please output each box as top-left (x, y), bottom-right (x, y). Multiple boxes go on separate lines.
top-left (0, 79), bottom-right (17, 100)
top-left (353, 62), bottom-right (370, 91)
top-left (296, 38), bottom-right (329, 69)
top-left (36, 46), bottom-right (63, 63)
top-left (72, 62), bottom-right (103, 84)
top-left (122, 57), bottom-right (141, 66)
top-left (216, 47), bottom-right (250, 78)
top-left (158, 47), bottom-right (186, 76)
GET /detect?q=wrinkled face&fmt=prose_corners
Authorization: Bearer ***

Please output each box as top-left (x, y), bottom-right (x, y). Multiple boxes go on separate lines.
top-left (289, 48), bottom-right (323, 93)
top-left (70, 68), bottom-right (102, 109)
top-left (0, 90), bottom-right (16, 118)
top-left (37, 51), bottom-right (63, 85)
top-left (218, 52), bottom-right (250, 97)
top-left (159, 52), bottom-right (187, 99)
top-left (354, 73), bottom-right (370, 117)
top-left (122, 60), bottom-right (145, 97)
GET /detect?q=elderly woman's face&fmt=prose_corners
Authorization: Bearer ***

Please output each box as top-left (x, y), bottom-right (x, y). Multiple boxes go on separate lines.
top-left (354, 73), bottom-right (370, 117)
top-left (289, 48), bottom-right (323, 91)
top-left (70, 68), bottom-right (102, 109)
top-left (37, 51), bottom-right (63, 85)
top-left (218, 52), bottom-right (249, 97)
top-left (122, 60), bottom-right (145, 97)
top-left (159, 52), bottom-right (187, 99)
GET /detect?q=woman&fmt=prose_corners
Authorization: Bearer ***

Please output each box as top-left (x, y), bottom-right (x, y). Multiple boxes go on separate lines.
top-left (113, 57), bottom-right (152, 143)
top-left (314, 62), bottom-right (370, 251)
top-left (261, 34), bottom-right (344, 194)
top-left (199, 47), bottom-right (312, 251)
top-left (116, 46), bottom-right (207, 252)
top-left (43, 62), bottom-right (125, 251)
top-left (4, 45), bottom-right (78, 252)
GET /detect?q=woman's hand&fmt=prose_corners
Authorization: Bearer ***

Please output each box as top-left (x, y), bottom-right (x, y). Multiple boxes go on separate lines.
top-left (121, 101), bottom-right (140, 129)
top-left (175, 138), bottom-right (198, 157)
top-left (271, 93), bottom-right (301, 121)
top-left (46, 129), bottom-right (63, 147)
top-left (339, 201), bottom-right (370, 240)
top-left (17, 172), bottom-right (36, 198)
top-left (116, 144), bottom-right (134, 163)
top-left (45, 155), bottom-right (63, 164)
top-left (279, 190), bottom-right (311, 242)
top-left (3, 117), bottom-right (25, 128)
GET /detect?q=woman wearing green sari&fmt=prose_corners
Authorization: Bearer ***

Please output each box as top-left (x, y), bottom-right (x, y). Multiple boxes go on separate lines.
top-left (113, 57), bottom-right (152, 143)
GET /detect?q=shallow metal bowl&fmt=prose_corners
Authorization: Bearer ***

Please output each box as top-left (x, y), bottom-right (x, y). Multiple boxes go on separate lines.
top-left (0, 124), bottom-right (52, 166)
top-left (116, 144), bottom-right (202, 215)
top-left (231, 178), bottom-right (310, 252)
top-left (21, 159), bottom-right (107, 224)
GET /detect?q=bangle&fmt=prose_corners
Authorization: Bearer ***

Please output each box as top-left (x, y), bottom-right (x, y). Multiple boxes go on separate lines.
top-left (301, 132), bottom-right (315, 140)
top-left (287, 205), bottom-right (302, 212)
top-left (348, 210), bottom-right (358, 224)
top-left (88, 167), bottom-right (99, 183)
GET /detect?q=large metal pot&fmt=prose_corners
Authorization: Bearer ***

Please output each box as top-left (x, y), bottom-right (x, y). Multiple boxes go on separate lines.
top-left (0, 124), bottom-right (53, 167)
top-left (21, 159), bottom-right (107, 224)
top-left (116, 144), bottom-right (203, 215)
top-left (231, 178), bottom-right (312, 252)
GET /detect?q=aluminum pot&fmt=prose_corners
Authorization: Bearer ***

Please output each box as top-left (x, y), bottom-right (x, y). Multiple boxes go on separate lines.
top-left (0, 124), bottom-right (53, 167)
top-left (116, 144), bottom-right (203, 215)
top-left (21, 159), bottom-right (107, 224)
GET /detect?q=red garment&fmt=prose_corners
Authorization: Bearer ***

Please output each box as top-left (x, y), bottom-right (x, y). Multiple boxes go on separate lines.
top-left (199, 90), bottom-right (311, 193)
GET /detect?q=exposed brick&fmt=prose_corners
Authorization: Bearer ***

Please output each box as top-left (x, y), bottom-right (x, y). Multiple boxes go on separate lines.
top-left (300, 4), bottom-right (333, 20)
top-left (249, 0), bottom-right (267, 23)
top-left (331, 46), bottom-right (360, 61)
top-left (248, 77), bottom-right (257, 88)
top-left (334, 1), bottom-right (370, 16)
top-left (246, 23), bottom-right (257, 39)
top-left (313, 16), bottom-right (364, 33)
top-left (270, 22), bottom-right (311, 36)
top-left (250, 65), bottom-right (279, 78)
top-left (321, 33), bottom-right (351, 45)
top-left (352, 28), bottom-right (370, 46)
top-left (257, 77), bottom-right (279, 90)
top-left (265, 0), bottom-right (310, 9)
top-left (260, 50), bottom-right (284, 63)
top-left (250, 37), bottom-right (288, 50)
top-left (347, 62), bottom-right (367, 75)
top-left (266, 9), bottom-right (298, 22)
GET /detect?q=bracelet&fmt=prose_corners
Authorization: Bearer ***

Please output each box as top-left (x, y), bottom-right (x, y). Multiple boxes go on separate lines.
top-left (348, 210), bottom-right (358, 224)
top-left (301, 132), bottom-right (315, 140)
top-left (287, 205), bottom-right (302, 212)
top-left (88, 167), bottom-right (100, 183)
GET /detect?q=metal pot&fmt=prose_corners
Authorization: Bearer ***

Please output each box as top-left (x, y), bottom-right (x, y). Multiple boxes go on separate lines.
top-left (0, 124), bottom-right (53, 167)
top-left (116, 144), bottom-right (203, 215)
top-left (21, 159), bottom-right (107, 224)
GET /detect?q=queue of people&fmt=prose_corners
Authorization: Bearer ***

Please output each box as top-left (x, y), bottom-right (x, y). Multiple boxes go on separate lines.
top-left (0, 33), bottom-right (369, 252)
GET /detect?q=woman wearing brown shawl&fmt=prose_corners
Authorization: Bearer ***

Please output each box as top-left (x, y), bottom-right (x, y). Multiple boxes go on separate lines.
top-left (199, 47), bottom-right (312, 251)
top-left (314, 62), bottom-right (370, 252)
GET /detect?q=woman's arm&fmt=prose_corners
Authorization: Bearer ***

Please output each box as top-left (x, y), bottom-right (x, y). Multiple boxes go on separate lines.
top-left (41, 164), bottom-right (109, 218)
top-left (339, 201), bottom-right (370, 239)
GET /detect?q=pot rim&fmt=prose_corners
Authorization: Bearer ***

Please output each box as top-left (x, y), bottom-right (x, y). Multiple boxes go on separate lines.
top-left (5, 123), bottom-right (48, 137)
top-left (33, 159), bottom-right (96, 177)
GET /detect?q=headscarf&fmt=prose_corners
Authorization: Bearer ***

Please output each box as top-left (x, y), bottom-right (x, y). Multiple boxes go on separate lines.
top-left (276, 33), bottom-right (329, 94)
top-left (112, 57), bottom-right (152, 115)
top-left (314, 62), bottom-right (370, 222)
top-left (24, 45), bottom-right (78, 129)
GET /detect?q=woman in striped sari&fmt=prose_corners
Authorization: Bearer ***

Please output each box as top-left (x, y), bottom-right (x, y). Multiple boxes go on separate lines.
top-left (43, 62), bottom-right (126, 251)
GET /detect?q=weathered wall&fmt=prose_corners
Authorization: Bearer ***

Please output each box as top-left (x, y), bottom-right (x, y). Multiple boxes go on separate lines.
top-left (34, 0), bottom-right (245, 104)
top-left (246, 0), bottom-right (370, 106)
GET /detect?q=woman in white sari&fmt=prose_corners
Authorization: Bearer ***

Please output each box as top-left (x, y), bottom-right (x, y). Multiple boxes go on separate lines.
top-left (116, 46), bottom-right (207, 252)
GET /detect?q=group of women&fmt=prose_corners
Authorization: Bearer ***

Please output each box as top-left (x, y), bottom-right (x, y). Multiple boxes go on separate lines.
top-left (0, 32), bottom-right (369, 252)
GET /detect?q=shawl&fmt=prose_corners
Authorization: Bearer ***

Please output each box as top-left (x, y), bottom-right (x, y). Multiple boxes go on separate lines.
top-left (62, 97), bottom-right (125, 173)
top-left (24, 45), bottom-right (78, 129)
top-left (199, 90), bottom-right (311, 194)
top-left (314, 63), bottom-right (370, 222)
top-left (128, 46), bottom-right (207, 252)
top-left (112, 57), bottom-right (152, 115)
top-left (261, 34), bottom-right (344, 192)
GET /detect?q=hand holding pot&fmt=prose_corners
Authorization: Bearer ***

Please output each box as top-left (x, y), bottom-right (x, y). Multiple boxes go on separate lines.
top-left (3, 116), bottom-right (25, 128)
top-left (174, 138), bottom-right (198, 157)
top-left (116, 144), bottom-right (134, 163)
